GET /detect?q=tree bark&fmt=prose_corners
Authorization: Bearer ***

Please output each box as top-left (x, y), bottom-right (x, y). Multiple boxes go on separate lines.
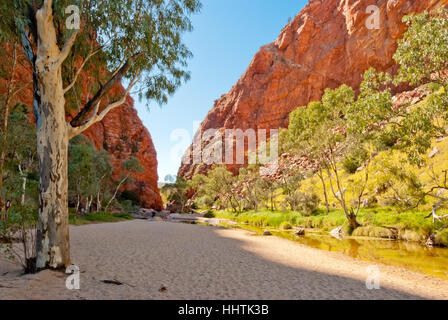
top-left (18, 164), bottom-right (27, 206)
top-left (317, 170), bottom-right (330, 213)
top-left (34, 2), bottom-right (71, 270)
top-left (97, 191), bottom-right (102, 212)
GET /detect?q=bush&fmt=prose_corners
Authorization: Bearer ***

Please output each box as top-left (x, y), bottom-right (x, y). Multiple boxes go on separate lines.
top-left (352, 226), bottom-right (397, 239)
top-left (435, 230), bottom-right (448, 247)
top-left (119, 200), bottom-right (140, 214)
top-left (283, 192), bottom-right (320, 215)
top-left (280, 221), bottom-right (293, 230)
top-left (297, 193), bottom-right (320, 216)
top-left (195, 195), bottom-right (215, 209)
top-left (343, 148), bottom-right (368, 174)
top-left (204, 211), bottom-right (215, 218)
top-left (0, 205), bottom-right (37, 274)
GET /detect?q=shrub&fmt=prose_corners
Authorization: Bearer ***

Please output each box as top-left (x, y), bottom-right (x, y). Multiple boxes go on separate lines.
top-left (435, 230), bottom-right (448, 247)
top-left (297, 193), bottom-right (320, 216)
top-left (119, 200), bottom-right (140, 214)
top-left (204, 211), bottom-right (215, 218)
top-left (283, 192), bottom-right (320, 215)
top-left (195, 195), bottom-right (215, 209)
top-left (280, 221), bottom-right (293, 230)
top-left (352, 226), bottom-right (397, 239)
top-left (343, 148), bottom-right (368, 174)
top-left (0, 205), bottom-right (37, 274)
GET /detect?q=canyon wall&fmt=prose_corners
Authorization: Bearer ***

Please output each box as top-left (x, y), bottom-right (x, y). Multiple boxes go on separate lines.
top-left (178, 0), bottom-right (448, 179)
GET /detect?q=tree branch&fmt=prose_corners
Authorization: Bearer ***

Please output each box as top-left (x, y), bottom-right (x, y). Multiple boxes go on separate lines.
top-left (43, 0), bottom-right (53, 15)
top-left (68, 72), bottom-right (141, 139)
top-left (51, 30), bottom-right (79, 70)
top-left (70, 52), bottom-right (144, 127)
top-left (64, 47), bottom-right (101, 94)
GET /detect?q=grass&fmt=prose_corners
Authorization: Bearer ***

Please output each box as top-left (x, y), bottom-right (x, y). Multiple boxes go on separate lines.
top-left (214, 207), bottom-right (447, 243)
top-left (69, 211), bottom-right (133, 226)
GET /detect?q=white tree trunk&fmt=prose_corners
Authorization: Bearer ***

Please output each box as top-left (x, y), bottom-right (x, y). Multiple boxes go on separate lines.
top-left (34, 3), bottom-right (70, 270)
top-left (97, 191), bottom-right (102, 212)
top-left (18, 165), bottom-right (27, 206)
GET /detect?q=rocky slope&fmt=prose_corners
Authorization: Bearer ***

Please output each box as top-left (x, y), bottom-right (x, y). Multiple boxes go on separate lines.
top-left (1, 50), bottom-right (163, 210)
top-left (179, 0), bottom-right (448, 179)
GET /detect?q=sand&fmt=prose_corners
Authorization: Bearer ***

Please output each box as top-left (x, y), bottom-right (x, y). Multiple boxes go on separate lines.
top-left (1, 220), bottom-right (447, 300)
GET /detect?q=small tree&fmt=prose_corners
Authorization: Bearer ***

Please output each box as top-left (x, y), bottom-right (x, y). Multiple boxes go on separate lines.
top-left (162, 177), bottom-right (189, 213)
top-left (105, 157), bottom-right (144, 213)
top-left (204, 167), bottom-right (240, 212)
top-left (288, 86), bottom-right (365, 228)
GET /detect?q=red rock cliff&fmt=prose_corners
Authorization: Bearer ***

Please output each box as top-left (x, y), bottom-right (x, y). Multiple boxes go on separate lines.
top-left (79, 97), bottom-right (163, 210)
top-left (1, 49), bottom-right (163, 210)
top-left (178, 0), bottom-right (448, 179)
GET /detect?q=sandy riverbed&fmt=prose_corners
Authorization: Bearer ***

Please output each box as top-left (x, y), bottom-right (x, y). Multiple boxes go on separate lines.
top-left (1, 220), bottom-right (447, 300)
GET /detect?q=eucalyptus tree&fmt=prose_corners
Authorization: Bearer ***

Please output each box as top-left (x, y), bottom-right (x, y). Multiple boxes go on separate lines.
top-left (1, 0), bottom-right (201, 269)
top-left (391, 8), bottom-right (448, 221)
top-left (288, 85), bottom-right (380, 228)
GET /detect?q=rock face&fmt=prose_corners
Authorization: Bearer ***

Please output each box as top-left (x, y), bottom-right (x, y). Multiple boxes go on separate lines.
top-left (1, 50), bottom-right (163, 210)
top-left (179, 0), bottom-right (448, 179)
top-left (79, 96), bottom-right (163, 210)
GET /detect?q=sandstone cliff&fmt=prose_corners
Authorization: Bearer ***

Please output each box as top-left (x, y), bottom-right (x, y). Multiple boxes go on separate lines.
top-left (179, 0), bottom-right (448, 179)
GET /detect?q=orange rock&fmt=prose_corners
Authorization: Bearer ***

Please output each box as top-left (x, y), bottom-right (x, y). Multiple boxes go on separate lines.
top-left (179, 0), bottom-right (448, 179)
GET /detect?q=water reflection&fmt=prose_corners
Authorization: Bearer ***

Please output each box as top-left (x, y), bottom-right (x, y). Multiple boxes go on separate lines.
top-left (274, 231), bottom-right (448, 280)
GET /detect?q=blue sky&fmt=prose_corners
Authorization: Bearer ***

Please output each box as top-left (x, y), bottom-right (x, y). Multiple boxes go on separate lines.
top-left (134, 0), bottom-right (308, 182)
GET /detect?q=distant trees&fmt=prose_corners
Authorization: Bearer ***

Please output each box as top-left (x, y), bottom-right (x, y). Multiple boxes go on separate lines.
top-left (0, 105), bottom-right (38, 208)
top-left (162, 177), bottom-right (189, 213)
top-left (0, 106), bottom-right (38, 273)
top-left (68, 136), bottom-right (113, 213)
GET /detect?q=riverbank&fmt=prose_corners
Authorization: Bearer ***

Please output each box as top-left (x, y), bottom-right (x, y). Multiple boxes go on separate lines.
top-left (214, 208), bottom-right (448, 246)
top-left (1, 220), bottom-right (448, 300)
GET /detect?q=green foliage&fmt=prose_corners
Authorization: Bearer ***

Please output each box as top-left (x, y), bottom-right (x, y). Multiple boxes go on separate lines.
top-left (161, 176), bottom-right (189, 212)
top-left (68, 135), bottom-right (113, 210)
top-left (435, 230), bottom-right (448, 247)
top-left (342, 148), bottom-right (368, 174)
top-left (195, 195), bottom-right (215, 209)
top-left (1, 0), bottom-right (202, 110)
top-left (352, 226), bottom-right (397, 239)
top-left (0, 105), bottom-right (38, 206)
top-left (394, 8), bottom-right (448, 86)
top-left (279, 221), bottom-right (293, 230)
top-left (0, 205), bottom-right (37, 273)
top-left (122, 157), bottom-right (145, 173)
top-left (203, 211), bottom-right (215, 218)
